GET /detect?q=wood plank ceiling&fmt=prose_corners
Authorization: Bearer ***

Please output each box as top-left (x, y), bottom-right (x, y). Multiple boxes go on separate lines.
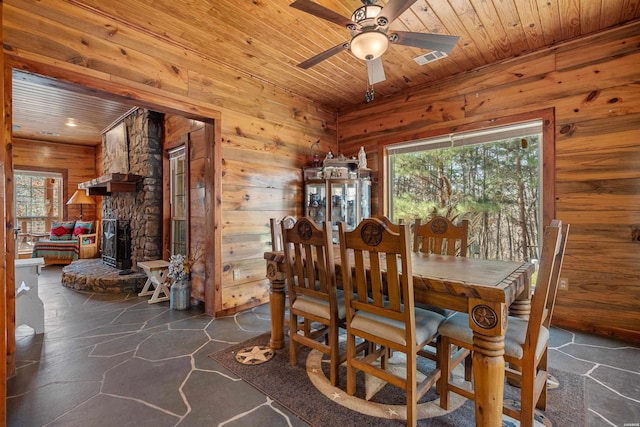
top-left (12, 71), bottom-right (136, 146)
top-left (10, 0), bottom-right (640, 145)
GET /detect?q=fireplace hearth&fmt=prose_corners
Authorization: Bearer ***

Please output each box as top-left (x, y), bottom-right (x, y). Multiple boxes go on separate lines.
top-left (103, 219), bottom-right (132, 270)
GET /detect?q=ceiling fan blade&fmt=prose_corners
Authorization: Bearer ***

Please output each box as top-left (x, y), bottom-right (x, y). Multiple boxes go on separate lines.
top-left (290, 0), bottom-right (357, 29)
top-left (297, 42), bottom-right (349, 69)
top-left (389, 31), bottom-right (459, 53)
top-left (377, 0), bottom-right (418, 25)
top-left (366, 57), bottom-right (386, 85)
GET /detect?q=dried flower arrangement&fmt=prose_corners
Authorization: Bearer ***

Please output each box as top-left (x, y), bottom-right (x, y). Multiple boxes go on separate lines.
top-left (167, 246), bottom-right (202, 282)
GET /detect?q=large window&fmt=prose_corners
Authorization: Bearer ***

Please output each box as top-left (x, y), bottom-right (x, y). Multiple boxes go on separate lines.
top-left (387, 121), bottom-right (542, 263)
top-left (15, 170), bottom-right (63, 252)
top-left (170, 147), bottom-right (187, 255)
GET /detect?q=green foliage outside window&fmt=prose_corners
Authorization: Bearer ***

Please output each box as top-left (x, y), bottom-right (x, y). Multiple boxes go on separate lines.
top-left (390, 136), bottom-right (540, 263)
top-left (15, 172), bottom-right (62, 234)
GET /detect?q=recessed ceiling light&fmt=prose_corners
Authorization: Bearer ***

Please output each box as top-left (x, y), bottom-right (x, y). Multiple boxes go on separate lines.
top-left (65, 119), bottom-right (77, 127)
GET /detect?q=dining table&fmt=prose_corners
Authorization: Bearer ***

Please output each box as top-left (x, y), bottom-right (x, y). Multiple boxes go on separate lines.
top-left (264, 249), bottom-right (535, 427)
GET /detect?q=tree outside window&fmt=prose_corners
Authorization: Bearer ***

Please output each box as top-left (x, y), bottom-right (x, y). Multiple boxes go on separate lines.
top-left (388, 122), bottom-right (542, 263)
top-left (15, 171), bottom-right (63, 252)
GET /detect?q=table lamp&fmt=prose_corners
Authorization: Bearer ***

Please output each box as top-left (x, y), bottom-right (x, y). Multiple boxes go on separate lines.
top-left (66, 190), bottom-right (95, 220)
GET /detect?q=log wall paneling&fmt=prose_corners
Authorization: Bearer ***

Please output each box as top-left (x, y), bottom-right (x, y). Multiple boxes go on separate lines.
top-left (337, 21), bottom-right (640, 342)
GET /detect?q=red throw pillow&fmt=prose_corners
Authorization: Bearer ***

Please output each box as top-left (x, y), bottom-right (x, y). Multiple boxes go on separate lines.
top-left (73, 221), bottom-right (93, 236)
top-left (50, 221), bottom-right (75, 240)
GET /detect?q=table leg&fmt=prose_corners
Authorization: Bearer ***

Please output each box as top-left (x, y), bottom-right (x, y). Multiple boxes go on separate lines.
top-left (472, 333), bottom-right (506, 426)
top-left (507, 276), bottom-right (532, 387)
top-left (266, 260), bottom-right (286, 349)
top-left (469, 299), bottom-right (507, 426)
top-left (508, 298), bottom-right (531, 319)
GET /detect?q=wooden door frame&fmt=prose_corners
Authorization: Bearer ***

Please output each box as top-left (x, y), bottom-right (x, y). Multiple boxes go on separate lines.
top-left (1, 55), bottom-right (223, 418)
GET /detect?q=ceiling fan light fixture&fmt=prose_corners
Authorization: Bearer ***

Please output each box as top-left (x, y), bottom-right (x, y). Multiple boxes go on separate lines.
top-left (350, 30), bottom-right (389, 61)
top-left (351, 4), bottom-right (382, 24)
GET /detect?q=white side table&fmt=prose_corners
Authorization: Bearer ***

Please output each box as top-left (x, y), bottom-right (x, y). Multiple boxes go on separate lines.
top-left (15, 257), bottom-right (45, 334)
top-left (137, 260), bottom-right (171, 304)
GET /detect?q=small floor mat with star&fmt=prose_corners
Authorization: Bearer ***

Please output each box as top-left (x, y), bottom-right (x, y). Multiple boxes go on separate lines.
top-left (234, 345), bottom-right (275, 365)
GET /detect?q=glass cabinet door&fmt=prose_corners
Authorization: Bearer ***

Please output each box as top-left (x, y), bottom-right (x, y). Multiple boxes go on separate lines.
top-left (328, 180), bottom-right (359, 243)
top-left (329, 180), bottom-right (358, 230)
top-left (303, 165), bottom-right (371, 244)
top-left (360, 179), bottom-right (371, 221)
top-left (304, 181), bottom-right (326, 228)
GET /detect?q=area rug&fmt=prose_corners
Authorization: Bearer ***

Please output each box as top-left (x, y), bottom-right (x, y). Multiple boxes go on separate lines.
top-left (210, 333), bottom-right (586, 426)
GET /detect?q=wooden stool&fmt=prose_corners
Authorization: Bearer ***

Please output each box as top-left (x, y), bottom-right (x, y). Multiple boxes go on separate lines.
top-left (137, 260), bottom-right (171, 304)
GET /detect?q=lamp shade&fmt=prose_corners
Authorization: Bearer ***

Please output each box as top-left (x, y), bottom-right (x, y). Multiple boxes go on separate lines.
top-left (66, 190), bottom-right (95, 206)
top-left (350, 31), bottom-right (389, 61)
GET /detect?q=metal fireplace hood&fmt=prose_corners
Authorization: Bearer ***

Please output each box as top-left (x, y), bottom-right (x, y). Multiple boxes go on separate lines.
top-left (78, 173), bottom-right (143, 196)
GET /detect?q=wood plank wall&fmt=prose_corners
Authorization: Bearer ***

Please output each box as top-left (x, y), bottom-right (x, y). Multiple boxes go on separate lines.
top-left (337, 21), bottom-right (640, 342)
top-left (2, 1), bottom-right (337, 316)
top-left (12, 138), bottom-right (98, 221)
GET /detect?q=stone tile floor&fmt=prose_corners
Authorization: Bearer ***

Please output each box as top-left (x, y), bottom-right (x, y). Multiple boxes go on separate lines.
top-left (6, 265), bottom-right (640, 426)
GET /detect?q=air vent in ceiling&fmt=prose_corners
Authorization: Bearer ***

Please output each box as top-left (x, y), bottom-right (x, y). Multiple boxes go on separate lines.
top-left (39, 131), bottom-right (60, 136)
top-left (413, 51), bottom-right (448, 65)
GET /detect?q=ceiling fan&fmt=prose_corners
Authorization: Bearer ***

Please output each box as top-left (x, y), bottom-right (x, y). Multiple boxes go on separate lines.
top-left (290, 0), bottom-right (459, 85)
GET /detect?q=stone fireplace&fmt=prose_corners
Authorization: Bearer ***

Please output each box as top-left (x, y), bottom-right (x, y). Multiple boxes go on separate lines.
top-left (100, 108), bottom-right (164, 269)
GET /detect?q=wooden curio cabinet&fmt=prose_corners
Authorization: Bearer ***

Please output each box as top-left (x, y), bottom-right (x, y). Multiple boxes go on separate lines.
top-left (304, 159), bottom-right (371, 243)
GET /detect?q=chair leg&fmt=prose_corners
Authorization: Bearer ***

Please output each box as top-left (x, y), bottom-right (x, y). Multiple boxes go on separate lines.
top-left (381, 345), bottom-right (389, 370)
top-left (346, 330), bottom-right (357, 396)
top-left (438, 336), bottom-right (451, 410)
top-left (536, 350), bottom-right (548, 411)
top-left (519, 364), bottom-right (536, 427)
top-left (406, 351), bottom-right (418, 427)
top-left (464, 352), bottom-right (473, 382)
top-left (329, 324), bottom-right (339, 386)
top-left (289, 314), bottom-right (298, 367)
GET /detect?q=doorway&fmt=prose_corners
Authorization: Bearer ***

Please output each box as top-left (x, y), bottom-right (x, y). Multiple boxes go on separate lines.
top-left (2, 61), bottom-right (222, 385)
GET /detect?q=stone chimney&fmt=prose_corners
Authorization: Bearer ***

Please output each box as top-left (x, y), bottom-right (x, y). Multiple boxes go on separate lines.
top-left (102, 108), bottom-right (163, 268)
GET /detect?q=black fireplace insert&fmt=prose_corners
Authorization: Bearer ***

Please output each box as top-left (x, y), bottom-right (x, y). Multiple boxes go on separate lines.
top-left (102, 219), bottom-right (132, 270)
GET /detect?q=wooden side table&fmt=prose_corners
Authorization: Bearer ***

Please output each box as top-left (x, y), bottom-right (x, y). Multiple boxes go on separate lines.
top-left (137, 260), bottom-right (171, 304)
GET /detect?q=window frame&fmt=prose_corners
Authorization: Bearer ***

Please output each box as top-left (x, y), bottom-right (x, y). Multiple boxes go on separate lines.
top-left (14, 168), bottom-right (67, 231)
top-left (169, 146), bottom-right (188, 256)
top-left (379, 109), bottom-right (555, 229)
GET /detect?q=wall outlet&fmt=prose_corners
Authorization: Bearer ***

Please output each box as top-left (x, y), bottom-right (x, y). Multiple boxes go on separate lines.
top-left (233, 269), bottom-right (240, 281)
top-left (559, 278), bottom-right (569, 290)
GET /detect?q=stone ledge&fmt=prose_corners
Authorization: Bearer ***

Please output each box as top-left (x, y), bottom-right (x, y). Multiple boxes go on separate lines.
top-left (62, 259), bottom-right (147, 293)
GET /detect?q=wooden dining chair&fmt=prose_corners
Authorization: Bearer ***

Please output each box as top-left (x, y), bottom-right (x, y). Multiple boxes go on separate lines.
top-left (413, 215), bottom-right (469, 321)
top-left (281, 217), bottom-right (345, 386)
top-left (270, 215), bottom-right (296, 251)
top-left (413, 215), bottom-right (469, 256)
top-left (372, 214), bottom-right (403, 232)
top-left (337, 217), bottom-right (445, 427)
top-left (437, 219), bottom-right (569, 427)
